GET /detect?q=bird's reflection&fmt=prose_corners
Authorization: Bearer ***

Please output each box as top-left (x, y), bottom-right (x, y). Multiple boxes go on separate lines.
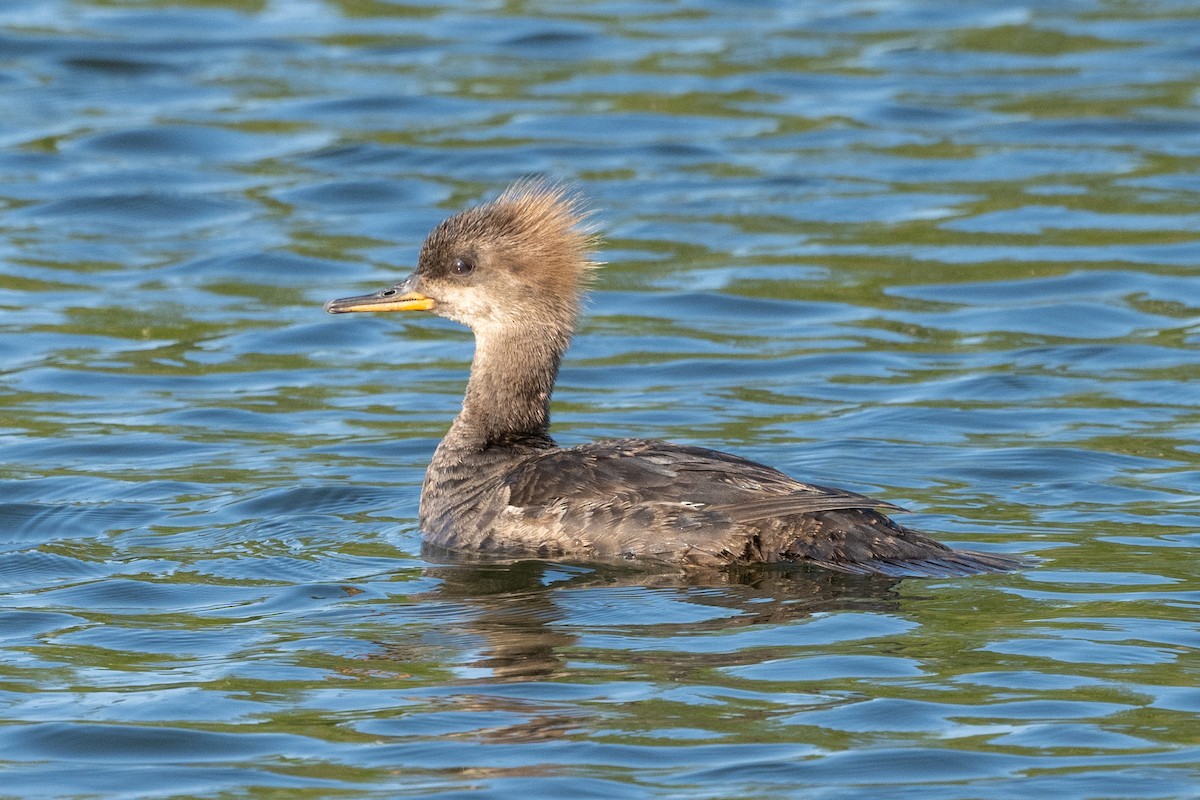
top-left (413, 544), bottom-right (907, 683)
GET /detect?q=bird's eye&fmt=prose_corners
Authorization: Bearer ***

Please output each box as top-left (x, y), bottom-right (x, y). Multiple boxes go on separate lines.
top-left (451, 258), bottom-right (475, 277)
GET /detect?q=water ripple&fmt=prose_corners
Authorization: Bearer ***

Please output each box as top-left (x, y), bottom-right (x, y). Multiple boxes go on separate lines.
top-left (1, 1), bottom-right (1198, 798)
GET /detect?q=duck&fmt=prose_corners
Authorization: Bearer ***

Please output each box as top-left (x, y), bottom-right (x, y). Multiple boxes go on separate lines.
top-left (325, 180), bottom-right (1023, 577)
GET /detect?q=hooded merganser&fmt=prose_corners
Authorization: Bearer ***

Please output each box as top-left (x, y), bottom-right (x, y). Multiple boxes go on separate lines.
top-left (325, 181), bottom-right (1022, 576)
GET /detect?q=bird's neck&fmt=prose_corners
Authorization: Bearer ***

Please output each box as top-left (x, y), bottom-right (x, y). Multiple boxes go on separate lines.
top-left (442, 322), bottom-right (571, 453)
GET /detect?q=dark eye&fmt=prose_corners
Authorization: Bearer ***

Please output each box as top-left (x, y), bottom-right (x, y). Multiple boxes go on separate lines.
top-left (451, 258), bottom-right (475, 277)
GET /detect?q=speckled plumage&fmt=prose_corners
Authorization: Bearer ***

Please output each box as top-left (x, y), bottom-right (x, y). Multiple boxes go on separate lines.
top-left (327, 181), bottom-right (1023, 577)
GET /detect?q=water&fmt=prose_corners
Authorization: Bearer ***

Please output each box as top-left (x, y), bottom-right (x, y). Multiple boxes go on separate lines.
top-left (2, 0), bottom-right (1199, 797)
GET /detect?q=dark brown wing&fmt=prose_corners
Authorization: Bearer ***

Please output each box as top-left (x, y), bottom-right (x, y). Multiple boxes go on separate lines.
top-left (497, 438), bottom-right (1023, 576)
top-left (502, 438), bottom-right (901, 520)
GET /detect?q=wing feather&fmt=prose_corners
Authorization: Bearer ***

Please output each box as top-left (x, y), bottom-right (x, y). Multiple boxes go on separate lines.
top-left (501, 438), bottom-right (897, 519)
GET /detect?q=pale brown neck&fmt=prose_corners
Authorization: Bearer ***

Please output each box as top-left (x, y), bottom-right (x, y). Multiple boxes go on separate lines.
top-left (441, 322), bottom-right (572, 452)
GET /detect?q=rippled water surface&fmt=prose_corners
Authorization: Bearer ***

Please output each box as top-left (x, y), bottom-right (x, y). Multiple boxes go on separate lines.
top-left (3, 1), bottom-right (1200, 797)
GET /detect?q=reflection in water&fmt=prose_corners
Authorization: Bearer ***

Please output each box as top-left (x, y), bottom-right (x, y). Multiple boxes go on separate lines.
top-left (417, 551), bottom-right (904, 682)
top-left (348, 556), bottom-right (913, 748)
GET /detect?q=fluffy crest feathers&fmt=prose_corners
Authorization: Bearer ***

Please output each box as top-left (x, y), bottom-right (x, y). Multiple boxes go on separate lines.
top-left (423, 179), bottom-right (600, 295)
top-left (488, 178), bottom-right (601, 287)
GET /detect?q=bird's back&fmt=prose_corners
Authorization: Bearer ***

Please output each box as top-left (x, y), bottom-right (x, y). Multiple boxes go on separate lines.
top-left (420, 438), bottom-right (1021, 576)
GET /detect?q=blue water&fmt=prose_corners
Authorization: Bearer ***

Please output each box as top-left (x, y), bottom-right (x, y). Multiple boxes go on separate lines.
top-left (2, 1), bottom-right (1199, 797)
